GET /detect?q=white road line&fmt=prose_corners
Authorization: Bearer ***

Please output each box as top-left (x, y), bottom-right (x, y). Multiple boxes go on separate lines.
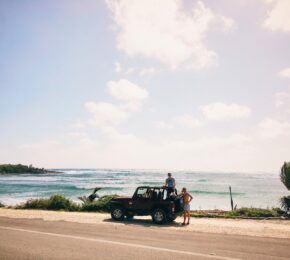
top-left (0, 225), bottom-right (240, 260)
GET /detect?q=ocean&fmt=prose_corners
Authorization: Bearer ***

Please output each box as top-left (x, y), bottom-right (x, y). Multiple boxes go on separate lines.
top-left (0, 169), bottom-right (287, 210)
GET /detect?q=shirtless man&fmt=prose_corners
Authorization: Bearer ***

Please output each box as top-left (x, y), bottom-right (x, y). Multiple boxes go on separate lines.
top-left (181, 187), bottom-right (193, 225)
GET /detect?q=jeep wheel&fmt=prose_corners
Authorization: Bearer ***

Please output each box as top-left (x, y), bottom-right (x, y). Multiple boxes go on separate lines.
top-left (111, 206), bottom-right (125, 221)
top-left (152, 209), bottom-right (167, 224)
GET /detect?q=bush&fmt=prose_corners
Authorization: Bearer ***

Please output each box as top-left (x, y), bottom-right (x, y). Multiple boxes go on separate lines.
top-left (280, 162), bottom-right (290, 212)
top-left (0, 201), bottom-right (5, 208)
top-left (16, 195), bottom-right (80, 211)
top-left (81, 195), bottom-right (118, 212)
top-left (281, 162), bottom-right (290, 190)
top-left (15, 194), bottom-right (117, 212)
top-left (281, 196), bottom-right (290, 212)
top-left (225, 207), bottom-right (280, 218)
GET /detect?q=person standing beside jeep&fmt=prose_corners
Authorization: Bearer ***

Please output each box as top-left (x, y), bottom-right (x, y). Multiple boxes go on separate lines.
top-left (180, 187), bottom-right (193, 225)
top-left (165, 172), bottom-right (176, 196)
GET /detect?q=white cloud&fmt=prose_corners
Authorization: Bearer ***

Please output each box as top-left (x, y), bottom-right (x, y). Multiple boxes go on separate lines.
top-left (274, 92), bottom-right (290, 107)
top-left (174, 114), bottom-right (202, 128)
top-left (84, 79), bottom-right (148, 127)
top-left (71, 121), bottom-right (87, 129)
top-left (200, 102), bottom-right (251, 121)
top-left (124, 67), bottom-right (135, 74)
top-left (155, 121), bottom-right (174, 130)
top-left (263, 0), bottom-right (290, 32)
top-left (6, 122), bottom-right (290, 172)
top-left (258, 118), bottom-right (290, 138)
top-left (84, 101), bottom-right (128, 127)
top-left (106, 0), bottom-right (234, 70)
top-left (279, 67), bottom-right (290, 78)
top-left (114, 61), bottom-right (122, 73)
top-left (114, 61), bottom-right (136, 74)
top-left (107, 79), bottom-right (149, 103)
top-left (139, 67), bottom-right (159, 76)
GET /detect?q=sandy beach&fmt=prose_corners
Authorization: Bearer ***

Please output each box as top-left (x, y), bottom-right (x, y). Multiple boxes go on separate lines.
top-left (1, 208), bottom-right (289, 239)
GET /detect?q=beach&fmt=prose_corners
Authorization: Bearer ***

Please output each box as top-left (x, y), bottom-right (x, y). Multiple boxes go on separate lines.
top-left (0, 208), bottom-right (289, 239)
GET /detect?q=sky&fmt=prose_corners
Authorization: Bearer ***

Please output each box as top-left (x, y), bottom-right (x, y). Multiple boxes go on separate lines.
top-left (0, 0), bottom-right (290, 172)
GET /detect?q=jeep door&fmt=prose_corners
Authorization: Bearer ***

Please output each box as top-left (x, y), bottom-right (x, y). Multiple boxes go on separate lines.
top-left (131, 187), bottom-right (153, 214)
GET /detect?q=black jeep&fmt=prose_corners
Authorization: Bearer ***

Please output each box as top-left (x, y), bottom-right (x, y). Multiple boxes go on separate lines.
top-left (109, 186), bottom-right (183, 224)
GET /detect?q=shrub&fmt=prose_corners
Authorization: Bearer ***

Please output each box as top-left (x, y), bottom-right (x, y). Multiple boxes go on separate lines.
top-left (81, 195), bottom-right (118, 212)
top-left (0, 201), bottom-right (5, 208)
top-left (16, 198), bottom-right (49, 210)
top-left (16, 194), bottom-right (80, 211)
top-left (225, 207), bottom-right (280, 218)
top-left (281, 162), bottom-right (290, 189)
top-left (281, 196), bottom-right (290, 212)
top-left (280, 162), bottom-right (290, 212)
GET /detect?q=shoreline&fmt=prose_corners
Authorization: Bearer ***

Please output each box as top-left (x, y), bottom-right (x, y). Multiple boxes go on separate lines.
top-left (0, 208), bottom-right (289, 239)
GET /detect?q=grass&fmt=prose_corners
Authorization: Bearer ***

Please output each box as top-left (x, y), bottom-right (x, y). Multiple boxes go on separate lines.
top-left (15, 195), bottom-right (80, 211)
top-left (224, 207), bottom-right (281, 218)
top-left (15, 194), bottom-right (118, 212)
top-left (191, 208), bottom-right (284, 218)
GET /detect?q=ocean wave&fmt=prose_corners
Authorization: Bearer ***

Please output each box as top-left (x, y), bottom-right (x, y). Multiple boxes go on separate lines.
top-left (189, 190), bottom-right (245, 196)
top-left (198, 179), bottom-right (208, 182)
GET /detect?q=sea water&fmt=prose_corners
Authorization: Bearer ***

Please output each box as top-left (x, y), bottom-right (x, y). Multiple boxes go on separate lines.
top-left (0, 169), bottom-right (287, 210)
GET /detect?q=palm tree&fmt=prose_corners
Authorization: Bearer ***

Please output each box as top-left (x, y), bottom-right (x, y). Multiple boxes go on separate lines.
top-left (280, 162), bottom-right (290, 212)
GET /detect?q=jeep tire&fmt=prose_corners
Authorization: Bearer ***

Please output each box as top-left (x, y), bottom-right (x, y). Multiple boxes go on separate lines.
top-left (111, 205), bottom-right (125, 221)
top-left (152, 208), bottom-right (167, 224)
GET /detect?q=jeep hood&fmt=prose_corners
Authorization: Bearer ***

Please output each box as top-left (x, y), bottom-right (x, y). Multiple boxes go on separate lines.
top-left (111, 196), bottom-right (131, 202)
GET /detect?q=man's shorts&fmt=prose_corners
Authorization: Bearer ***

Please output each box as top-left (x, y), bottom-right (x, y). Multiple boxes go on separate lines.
top-left (184, 203), bottom-right (190, 211)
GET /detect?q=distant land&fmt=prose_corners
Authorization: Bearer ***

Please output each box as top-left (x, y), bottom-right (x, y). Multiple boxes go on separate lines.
top-left (0, 164), bottom-right (61, 174)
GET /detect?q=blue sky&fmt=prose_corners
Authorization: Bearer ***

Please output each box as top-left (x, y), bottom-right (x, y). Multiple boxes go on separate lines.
top-left (1, 0), bottom-right (290, 172)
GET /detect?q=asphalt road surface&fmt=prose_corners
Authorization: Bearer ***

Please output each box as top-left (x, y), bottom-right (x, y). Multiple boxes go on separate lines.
top-left (0, 217), bottom-right (289, 260)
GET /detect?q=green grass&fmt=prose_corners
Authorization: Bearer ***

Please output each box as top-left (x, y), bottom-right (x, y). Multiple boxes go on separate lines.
top-left (224, 207), bottom-right (281, 218)
top-left (15, 194), bottom-right (118, 212)
top-left (190, 208), bottom-right (285, 218)
top-left (16, 195), bottom-right (80, 211)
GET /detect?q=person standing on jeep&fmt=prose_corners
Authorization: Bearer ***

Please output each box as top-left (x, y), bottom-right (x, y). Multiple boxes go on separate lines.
top-left (180, 187), bottom-right (193, 225)
top-left (165, 173), bottom-right (176, 196)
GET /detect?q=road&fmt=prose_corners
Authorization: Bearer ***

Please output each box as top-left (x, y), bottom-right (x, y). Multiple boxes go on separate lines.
top-left (0, 217), bottom-right (289, 260)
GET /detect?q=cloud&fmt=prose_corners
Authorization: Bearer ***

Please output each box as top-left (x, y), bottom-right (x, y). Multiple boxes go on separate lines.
top-left (200, 102), bottom-right (251, 121)
top-left (263, 0), bottom-right (290, 32)
top-left (155, 121), bottom-right (174, 130)
top-left (114, 61), bottom-right (122, 73)
top-left (174, 114), bottom-right (202, 128)
top-left (279, 67), bottom-right (290, 78)
top-left (106, 0), bottom-right (234, 70)
top-left (107, 79), bottom-right (148, 103)
top-left (85, 79), bottom-right (148, 127)
top-left (274, 92), bottom-right (290, 107)
top-left (139, 67), bottom-right (159, 76)
top-left (258, 118), bottom-right (290, 138)
top-left (84, 101), bottom-right (128, 127)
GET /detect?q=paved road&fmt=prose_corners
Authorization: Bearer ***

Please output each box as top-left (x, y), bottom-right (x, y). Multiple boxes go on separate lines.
top-left (0, 217), bottom-right (289, 260)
